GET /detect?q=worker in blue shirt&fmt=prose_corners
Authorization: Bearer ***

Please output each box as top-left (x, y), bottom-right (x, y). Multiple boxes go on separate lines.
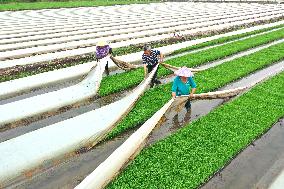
top-left (172, 66), bottom-right (197, 111)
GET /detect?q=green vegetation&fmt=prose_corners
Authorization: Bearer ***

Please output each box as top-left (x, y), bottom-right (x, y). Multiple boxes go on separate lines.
top-left (98, 28), bottom-right (284, 96)
top-left (106, 42), bottom-right (284, 140)
top-left (0, 0), bottom-right (157, 11)
top-left (107, 71), bottom-right (284, 189)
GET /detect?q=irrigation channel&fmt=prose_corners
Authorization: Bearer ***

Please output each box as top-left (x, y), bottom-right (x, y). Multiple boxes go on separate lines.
top-left (0, 2), bottom-right (284, 188)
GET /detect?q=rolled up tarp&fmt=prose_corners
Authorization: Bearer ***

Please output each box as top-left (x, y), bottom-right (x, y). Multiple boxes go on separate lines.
top-left (110, 56), bottom-right (139, 70)
top-left (189, 86), bottom-right (248, 100)
top-left (160, 62), bottom-right (205, 72)
top-left (0, 64), bottom-right (158, 187)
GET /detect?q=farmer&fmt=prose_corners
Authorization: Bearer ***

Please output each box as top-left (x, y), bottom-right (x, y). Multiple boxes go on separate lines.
top-left (171, 66), bottom-right (197, 112)
top-left (142, 44), bottom-right (164, 87)
top-left (96, 41), bottom-right (112, 76)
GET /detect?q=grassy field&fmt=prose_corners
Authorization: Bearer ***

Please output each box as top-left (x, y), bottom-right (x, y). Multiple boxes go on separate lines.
top-left (0, 0), bottom-right (158, 11)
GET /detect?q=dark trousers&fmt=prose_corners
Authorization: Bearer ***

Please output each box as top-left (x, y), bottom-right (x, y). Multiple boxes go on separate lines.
top-left (105, 61), bottom-right (109, 76)
top-left (185, 100), bottom-right (191, 111)
top-left (147, 64), bottom-right (159, 86)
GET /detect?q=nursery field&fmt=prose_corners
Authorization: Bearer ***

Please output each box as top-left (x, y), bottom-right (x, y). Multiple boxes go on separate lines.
top-left (0, 2), bottom-right (283, 189)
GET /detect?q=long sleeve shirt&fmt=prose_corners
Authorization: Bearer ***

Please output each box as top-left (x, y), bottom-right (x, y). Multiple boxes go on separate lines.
top-left (171, 76), bottom-right (197, 96)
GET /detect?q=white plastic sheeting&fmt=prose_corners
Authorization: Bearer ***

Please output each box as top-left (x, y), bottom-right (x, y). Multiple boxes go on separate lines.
top-left (269, 170), bottom-right (284, 189)
top-left (0, 4), bottom-right (276, 42)
top-left (0, 64), bottom-right (158, 186)
top-left (0, 58), bottom-right (101, 128)
top-left (1, 13), bottom-right (282, 66)
top-left (75, 99), bottom-right (175, 189)
top-left (0, 63), bottom-right (94, 101)
top-left (0, 3), bottom-right (283, 68)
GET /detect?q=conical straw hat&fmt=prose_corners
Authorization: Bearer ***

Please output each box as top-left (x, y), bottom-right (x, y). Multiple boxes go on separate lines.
top-left (97, 41), bottom-right (108, 46)
top-left (174, 66), bottom-right (194, 77)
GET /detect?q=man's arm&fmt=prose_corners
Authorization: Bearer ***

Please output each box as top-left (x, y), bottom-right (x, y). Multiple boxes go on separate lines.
top-left (159, 53), bottom-right (164, 63)
top-left (189, 77), bottom-right (197, 97)
top-left (190, 88), bottom-right (196, 98)
top-left (171, 77), bottom-right (178, 98)
top-left (144, 64), bottom-right (148, 78)
top-left (142, 55), bottom-right (148, 78)
top-left (109, 48), bottom-right (113, 54)
top-left (172, 92), bottom-right (176, 98)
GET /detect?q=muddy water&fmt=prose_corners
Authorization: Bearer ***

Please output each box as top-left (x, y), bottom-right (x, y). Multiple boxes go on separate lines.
top-left (147, 99), bottom-right (223, 145)
top-left (201, 118), bottom-right (284, 189)
top-left (9, 62), bottom-right (284, 189)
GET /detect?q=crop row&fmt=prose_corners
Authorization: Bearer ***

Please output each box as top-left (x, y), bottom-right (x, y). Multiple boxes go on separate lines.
top-left (98, 27), bottom-right (284, 96)
top-left (106, 42), bottom-right (284, 140)
top-left (107, 71), bottom-right (284, 189)
top-left (0, 23), bottom-right (282, 83)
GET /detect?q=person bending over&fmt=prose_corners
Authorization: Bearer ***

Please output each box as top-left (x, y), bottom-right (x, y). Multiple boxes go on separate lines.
top-left (142, 44), bottom-right (164, 87)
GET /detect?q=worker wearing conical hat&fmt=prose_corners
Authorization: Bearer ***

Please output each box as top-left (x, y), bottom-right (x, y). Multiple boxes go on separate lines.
top-left (172, 66), bottom-right (197, 111)
top-left (96, 41), bottom-right (112, 76)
